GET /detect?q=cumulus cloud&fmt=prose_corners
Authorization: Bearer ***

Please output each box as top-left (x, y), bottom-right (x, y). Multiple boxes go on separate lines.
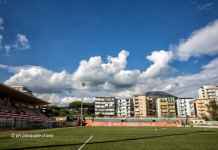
top-left (2, 50), bottom-right (136, 104)
top-left (112, 70), bottom-right (140, 87)
top-left (129, 57), bottom-right (218, 97)
top-left (2, 49), bottom-right (218, 105)
top-left (165, 57), bottom-right (218, 96)
top-left (176, 20), bottom-right (218, 60)
top-left (73, 50), bottom-right (131, 87)
top-left (4, 66), bottom-right (74, 93)
top-left (142, 50), bottom-right (173, 78)
top-left (102, 50), bottom-right (129, 73)
top-left (73, 56), bottom-right (108, 86)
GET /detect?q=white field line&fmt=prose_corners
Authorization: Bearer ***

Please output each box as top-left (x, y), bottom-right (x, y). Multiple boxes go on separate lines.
top-left (78, 135), bottom-right (94, 150)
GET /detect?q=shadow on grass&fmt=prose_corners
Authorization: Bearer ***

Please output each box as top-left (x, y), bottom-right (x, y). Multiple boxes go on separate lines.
top-left (2, 130), bottom-right (216, 150)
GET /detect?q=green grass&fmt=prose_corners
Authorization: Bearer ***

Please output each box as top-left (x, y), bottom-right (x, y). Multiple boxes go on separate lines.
top-left (0, 127), bottom-right (218, 150)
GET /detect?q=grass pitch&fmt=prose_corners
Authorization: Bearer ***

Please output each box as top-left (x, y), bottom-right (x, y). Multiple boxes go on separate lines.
top-left (0, 127), bottom-right (218, 150)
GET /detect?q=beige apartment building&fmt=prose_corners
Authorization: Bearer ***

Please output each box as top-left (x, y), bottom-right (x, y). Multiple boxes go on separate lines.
top-left (132, 95), bottom-right (147, 117)
top-left (133, 91), bottom-right (177, 118)
top-left (194, 98), bottom-right (216, 119)
top-left (157, 97), bottom-right (177, 118)
top-left (198, 85), bottom-right (218, 104)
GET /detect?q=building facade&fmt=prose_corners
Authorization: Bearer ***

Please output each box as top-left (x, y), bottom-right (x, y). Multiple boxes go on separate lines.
top-left (133, 92), bottom-right (177, 118)
top-left (116, 97), bottom-right (131, 117)
top-left (198, 85), bottom-right (218, 104)
top-left (156, 96), bottom-right (177, 118)
top-left (194, 98), bottom-right (216, 119)
top-left (146, 96), bottom-right (157, 117)
top-left (177, 98), bottom-right (195, 118)
top-left (94, 97), bottom-right (116, 116)
top-left (132, 95), bottom-right (147, 117)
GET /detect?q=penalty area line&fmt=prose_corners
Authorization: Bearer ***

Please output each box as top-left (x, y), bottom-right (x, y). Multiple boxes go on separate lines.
top-left (78, 135), bottom-right (94, 150)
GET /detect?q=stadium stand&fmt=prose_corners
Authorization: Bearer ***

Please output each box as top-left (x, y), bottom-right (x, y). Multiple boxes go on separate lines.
top-left (0, 84), bottom-right (51, 129)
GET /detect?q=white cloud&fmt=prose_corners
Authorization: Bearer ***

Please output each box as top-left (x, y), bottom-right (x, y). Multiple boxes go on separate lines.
top-left (4, 66), bottom-right (74, 93)
top-left (102, 50), bottom-right (129, 73)
top-left (0, 17), bottom-right (31, 55)
top-left (14, 33), bottom-right (30, 50)
top-left (176, 20), bottom-right (218, 60)
top-left (73, 50), bottom-right (130, 87)
top-left (0, 34), bottom-right (3, 49)
top-left (35, 93), bottom-right (95, 106)
top-left (166, 57), bottom-right (218, 96)
top-left (4, 45), bottom-right (11, 55)
top-left (3, 51), bottom-right (218, 105)
top-left (0, 17), bottom-right (4, 30)
top-left (142, 50), bottom-right (173, 78)
top-left (112, 70), bottom-right (140, 87)
top-left (197, 2), bottom-right (214, 10)
top-left (129, 57), bottom-right (218, 97)
top-left (2, 50), bottom-right (139, 105)
top-left (73, 56), bottom-right (108, 85)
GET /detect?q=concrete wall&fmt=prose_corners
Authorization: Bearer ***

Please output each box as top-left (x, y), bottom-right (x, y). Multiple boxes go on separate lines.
top-left (85, 119), bottom-right (181, 127)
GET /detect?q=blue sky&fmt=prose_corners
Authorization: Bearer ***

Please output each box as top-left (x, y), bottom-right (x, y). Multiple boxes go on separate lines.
top-left (0, 0), bottom-right (218, 104)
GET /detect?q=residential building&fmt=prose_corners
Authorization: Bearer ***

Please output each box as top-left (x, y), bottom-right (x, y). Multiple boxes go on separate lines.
top-left (94, 97), bottom-right (116, 116)
top-left (145, 91), bottom-right (177, 117)
top-left (132, 95), bottom-right (147, 117)
top-left (190, 100), bottom-right (196, 117)
top-left (145, 95), bottom-right (157, 117)
top-left (194, 98), bottom-right (216, 119)
top-left (198, 85), bottom-right (218, 104)
top-left (133, 91), bottom-right (177, 118)
top-left (116, 97), bottom-right (132, 117)
top-left (177, 98), bottom-right (195, 118)
top-left (156, 96), bottom-right (177, 118)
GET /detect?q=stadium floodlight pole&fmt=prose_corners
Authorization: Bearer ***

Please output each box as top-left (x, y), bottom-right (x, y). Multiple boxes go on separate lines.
top-left (80, 82), bottom-right (86, 126)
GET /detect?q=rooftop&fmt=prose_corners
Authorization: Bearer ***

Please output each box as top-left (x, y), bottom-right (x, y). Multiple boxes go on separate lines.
top-left (0, 83), bottom-right (49, 105)
top-left (145, 91), bottom-right (177, 98)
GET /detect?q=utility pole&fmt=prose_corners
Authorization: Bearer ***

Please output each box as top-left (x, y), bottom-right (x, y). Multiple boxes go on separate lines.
top-left (80, 99), bottom-right (83, 126)
top-left (80, 82), bottom-right (86, 126)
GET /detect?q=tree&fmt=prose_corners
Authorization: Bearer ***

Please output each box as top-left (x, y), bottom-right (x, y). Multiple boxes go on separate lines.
top-left (69, 101), bottom-right (82, 111)
top-left (69, 101), bottom-right (94, 116)
top-left (45, 106), bottom-right (71, 117)
top-left (206, 100), bottom-right (218, 121)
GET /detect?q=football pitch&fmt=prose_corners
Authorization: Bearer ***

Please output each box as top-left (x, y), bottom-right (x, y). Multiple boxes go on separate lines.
top-left (0, 127), bottom-right (218, 150)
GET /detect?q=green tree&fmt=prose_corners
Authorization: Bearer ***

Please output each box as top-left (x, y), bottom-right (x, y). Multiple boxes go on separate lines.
top-left (69, 101), bottom-right (94, 116)
top-left (206, 100), bottom-right (218, 121)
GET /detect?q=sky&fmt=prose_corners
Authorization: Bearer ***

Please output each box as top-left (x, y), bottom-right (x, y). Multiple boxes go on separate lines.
top-left (0, 0), bottom-right (218, 105)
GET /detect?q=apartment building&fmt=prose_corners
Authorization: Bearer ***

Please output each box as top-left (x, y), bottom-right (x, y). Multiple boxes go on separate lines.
top-left (132, 95), bottom-right (147, 117)
top-left (194, 98), bottom-right (216, 119)
top-left (94, 97), bottom-right (116, 116)
top-left (177, 98), bottom-right (195, 118)
top-left (133, 91), bottom-right (177, 117)
top-left (198, 85), bottom-right (218, 104)
top-left (145, 91), bottom-right (177, 117)
top-left (145, 95), bottom-right (157, 117)
top-left (116, 97), bottom-right (132, 117)
top-left (156, 96), bottom-right (177, 118)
